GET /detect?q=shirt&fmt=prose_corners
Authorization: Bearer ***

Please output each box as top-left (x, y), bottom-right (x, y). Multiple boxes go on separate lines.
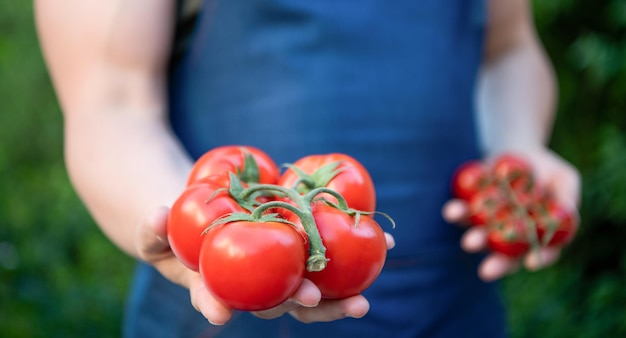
top-left (124, 0), bottom-right (507, 337)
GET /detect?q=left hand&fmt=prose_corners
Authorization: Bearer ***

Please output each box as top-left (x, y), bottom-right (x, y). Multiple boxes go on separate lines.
top-left (442, 147), bottom-right (581, 281)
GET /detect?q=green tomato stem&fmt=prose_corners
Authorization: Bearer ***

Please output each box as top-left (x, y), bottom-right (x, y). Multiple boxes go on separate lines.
top-left (239, 183), bottom-right (301, 203)
top-left (303, 187), bottom-right (350, 210)
top-left (241, 184), bottom-right (328, 272)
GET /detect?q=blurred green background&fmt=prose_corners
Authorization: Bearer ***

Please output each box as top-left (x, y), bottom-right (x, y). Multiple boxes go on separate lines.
top-left (1, 1), bottom-right (625, 337)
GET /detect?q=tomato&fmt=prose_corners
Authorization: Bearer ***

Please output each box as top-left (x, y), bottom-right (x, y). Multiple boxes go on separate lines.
top-left (491, 153), bottom-right (534, 193)
top-left (167, 176), bottom-right (247, 271)
top-left (295, 204), bottom-right (387, 299)
top-left (468, 185), bottom-right (507, 226)
top-left (191, 171), bottom-right (232, 188)
top-left (534, 201), bottom-right (578, 247)
top-left (199, 220), bottom-right (306, 311)
top-left (451, 160), bottom-right (489, 201)
top-left (486, 218), bottom-right (531, 258)
top-left (278, 153), bottom-right (376, 212)
top-left (187, 145), bottom-right (280, 186)
top-left (450, 153), bottom-right (578, 260)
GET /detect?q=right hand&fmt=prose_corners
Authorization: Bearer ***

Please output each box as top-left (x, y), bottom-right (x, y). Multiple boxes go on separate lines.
top-left (136, 207), bottom-right (391, 325)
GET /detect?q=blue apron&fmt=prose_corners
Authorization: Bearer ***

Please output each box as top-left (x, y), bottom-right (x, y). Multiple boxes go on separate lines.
top-left (124, 0), bottom-right (507, 337)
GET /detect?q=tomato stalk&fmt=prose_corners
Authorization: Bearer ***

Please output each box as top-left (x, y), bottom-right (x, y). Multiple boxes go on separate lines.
top-left (498, 178), bottom-right (543, 263)
top-left (249, 200), bottom-right (328, 272)
top-left (283, 161), bottom-right (345, 194)
top-left (231, 175), bottom-right (381, 273)
top-left (236, 183), bottom-right (333, 272)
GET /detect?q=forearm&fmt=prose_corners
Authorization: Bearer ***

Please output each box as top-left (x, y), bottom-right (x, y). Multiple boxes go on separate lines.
top-left (65, 109), bottom-right (192, 257)
top-left (477, 39), bottom-right (557, 155)
top-left (477, 0), bottom-right (557, 156)
top-left (35, 0), bottom-right (184, 258)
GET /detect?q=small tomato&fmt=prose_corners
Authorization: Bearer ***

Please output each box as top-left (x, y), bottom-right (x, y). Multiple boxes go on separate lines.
top-left (199, 220), bottom-right (306, 311)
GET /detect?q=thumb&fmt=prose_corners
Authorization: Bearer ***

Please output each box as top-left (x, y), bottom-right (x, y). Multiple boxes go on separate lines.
top-left (135, 206), bottom-right (192, 288)
top-left (136, 206), bottom-right (171, 260)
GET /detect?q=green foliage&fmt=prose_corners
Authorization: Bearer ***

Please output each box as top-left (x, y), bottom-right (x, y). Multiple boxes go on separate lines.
top-left (1, 0), bottom-right (625, 337)
top-left (503, 1), bottom-right (626, 337)
top-left (0, 2), bottom-right (133, 337)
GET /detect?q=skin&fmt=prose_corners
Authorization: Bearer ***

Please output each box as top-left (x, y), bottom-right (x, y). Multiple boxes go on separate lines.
top-left (35, 0), bottom-right (579, 326)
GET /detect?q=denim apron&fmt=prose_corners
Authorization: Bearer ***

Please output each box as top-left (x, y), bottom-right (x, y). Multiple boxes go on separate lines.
top-left (124, 0), bottom-right (507, 337)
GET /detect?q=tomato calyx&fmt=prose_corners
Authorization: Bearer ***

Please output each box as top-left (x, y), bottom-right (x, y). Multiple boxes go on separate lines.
top-left (236, 150), bottom-right (262, 184)
top-left (186, 145), bottom-right (280, 186)
top-left (226, 180), bottom-right (394, 273)
top-left (225, 183), bottom-right (333, 272)
top-left (283, 161), bottom-right (345, 194)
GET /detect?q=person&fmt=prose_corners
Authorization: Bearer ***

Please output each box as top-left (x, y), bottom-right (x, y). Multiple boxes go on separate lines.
top-left (35, 0), bottom-right (580, 337)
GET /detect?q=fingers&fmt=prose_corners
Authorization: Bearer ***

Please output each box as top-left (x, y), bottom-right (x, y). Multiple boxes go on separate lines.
top-left (462, 226), bottom-right (562, 281)
top-left (461, 227), bottom-right (521, 282)
top-left (136, 206), bottom-right (171, 259)
top-left (460, 226), bottom-right (487, 253)
top-left (288, 294), bottom-right (370, 323)
top-left (253, 279), bottom-right (371, 323)
top-left (384, 232), bottom-right (396, 250)
top-left (478, 253), bottom-right (521, 282)
top-left (253, 279), bottom-right (321, 320)
top-left (478, 247), bottom-right (562, 282)
top-left (523, 246), bottom-right (561, 271)
top-left (136, 207), bottom-right (234, 325)
top-left (135, 207), bottom-right (188, 286)
top-left (188, 274), bottom-right (233, 325)
top-left (442, 199), bottom-right (470, 225)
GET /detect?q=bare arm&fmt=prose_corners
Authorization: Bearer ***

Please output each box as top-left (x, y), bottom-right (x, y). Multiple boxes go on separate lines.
top-left (35, 0), bottom-right (376, 324)
top-left (443, 0), bottom-right (580, 281)
top-left (35, 0), bottom-right (193, 257)
top-left (477, 0), bottom-right (557, 155)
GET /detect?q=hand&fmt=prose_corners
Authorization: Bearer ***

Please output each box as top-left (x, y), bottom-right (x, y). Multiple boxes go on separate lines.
top-left (442, 147), bottom-right (581, 281)
top-left (136, 207), bottom-right (396, 324)
top-left (253, 232), bottom-right (395, 323)
top-left (136, 207), bottom-right (232, 325)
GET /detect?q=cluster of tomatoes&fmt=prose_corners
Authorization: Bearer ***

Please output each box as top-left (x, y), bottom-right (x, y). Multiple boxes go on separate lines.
top-left (167, 145), bottom-right (389, 311)
top-left (451, 154), bottom-right (578, 258)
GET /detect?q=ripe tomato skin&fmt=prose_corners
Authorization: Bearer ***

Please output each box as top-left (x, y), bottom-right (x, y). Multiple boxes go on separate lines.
top-left (451, 160), bottom-right (489, 201)
top-left (486, 219), bottom-right (530, 258)
top-left (278, 153), bottom-right (376, 212)
top-left (187, 145), bottom-right (280, 186)
top-left (296, 204), bottom-right (387, 299)
top-left (167, 178), bottom-right (246, 271)
top-left (468, 185), bottom-right (507, 226)
top-left (534, 201), bottom-right (578, 247)
top-left (492, 154), bottom-right (534, 192)
top-left (199, 221), bottom-right (306, 311)
top-left (190, 172), bottom-right (232, 189)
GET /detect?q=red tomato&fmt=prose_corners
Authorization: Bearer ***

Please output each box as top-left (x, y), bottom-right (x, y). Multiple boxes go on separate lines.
top-left (295, 204), bottom-right (387, 299)
top-left (468, 185), bottom-right (507, 226)
top-left (512, 183), bottom-right (549, 210)
top-left (450, 153), bottom-right (578, 259)
top-left (278, 153), bottom-right (376, 212)
top-left (486, 218), bottom-right (531, 258)
top-left (534, 201), bottom-right (578, 247)
top-left (491, 153), bottom-right (534, 193)
top-left (199, 220), bottom-right (306, 311)
top-left (187, 145), bottom-right (280, 186)
top-left (191, 171), bottom-right (233, 188)
top-left (167, 177), bottom-right (247, 271)
top-left (451, 160), bottom-right (489, 201)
